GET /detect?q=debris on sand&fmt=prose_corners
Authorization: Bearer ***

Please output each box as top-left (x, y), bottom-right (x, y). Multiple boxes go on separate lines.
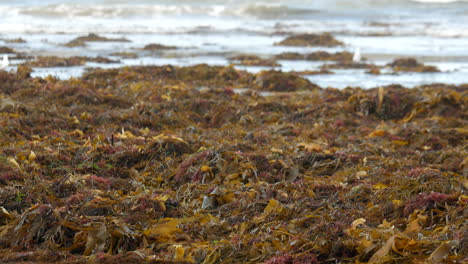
top-left (388, 57), bottom-right (440, 72)
top-left (65, 33), bottom-right (131, 47)
top-left (229, 54), bottom-right (280, 67)
top-left (275, 51), bottom-right (353, 62)
top-left (254, 70), bottom-right (320, 91)
top-left (0, 46), bottom-right (16, 54)
top-left (4, 38), bottom-right (26, 44)
top-left (275, 33), bottom-right (343, 47)
top-left (21, 56), bottom-right (120, 67)
top-left (110, 52), bottom-right (139, 59)
top-left (142, 43), bottom-right (177, 51)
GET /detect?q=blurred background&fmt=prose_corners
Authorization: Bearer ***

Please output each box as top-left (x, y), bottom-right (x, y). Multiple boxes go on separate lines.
top-left (1, 0), bottom-right (468, 87)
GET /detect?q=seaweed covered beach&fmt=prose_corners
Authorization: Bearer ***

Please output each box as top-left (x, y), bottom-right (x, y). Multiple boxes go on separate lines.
top-left (1, 0), bottom-right (468, 263)
top-left (0, 64), bottom-right (466, 263)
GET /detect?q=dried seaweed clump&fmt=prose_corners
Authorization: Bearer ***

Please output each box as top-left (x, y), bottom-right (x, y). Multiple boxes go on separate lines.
top-left (0, 46), bottom-right (16, 54)
top-left (110, 52), bottom-right (138, 59)
top-left (4, 38), bottom-right (26, 43)
top-left (82, 64), bottom-right (256, 91)
top-left (0, 65), bottom-right (32, 94)
top-left (22, 56), bottom-right (120, 67)
top-left (321, 61), bottom-right (378, 70)
top-left (367, 66), bottom-right (381, 75)
top-left (274, 52), bottom-right (305, 60)
top-left (348, 85), bottom-right (417, 120)
top-left (228, 54), bottom-right (280, 67)
top-left (275, 33), bottom-right (343, 47)
top-left (142, 43), bottom-right (177, 51)
top-left (292, 69), bottom-right (333, 75)
top-left (254, 70), bottom-right (320, 92)
top-left (306, 51), bottom-right (353, 61)
top-left (64, 39), bottom-right (88, 47)
top-left (388, 57), bottom-right (440, 72)
top-left (22, 56), bottom-right (86, 67)
top-left (275, 51), bottom-right (353, 62)
top-left (65, 33), bottom-right (130, 47)
top-left (88, 56), bottom-right (120, 64)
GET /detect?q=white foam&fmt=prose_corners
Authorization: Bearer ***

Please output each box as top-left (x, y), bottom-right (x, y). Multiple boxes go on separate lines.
top-left (411, 0), bottom-right (467, 3)
top-left (0, 1), bottom-right (467, 37)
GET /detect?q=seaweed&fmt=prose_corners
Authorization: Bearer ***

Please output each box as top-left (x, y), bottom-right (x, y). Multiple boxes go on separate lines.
top-left (292, 69), bottom-right (333, 75)
top-left (142, 43), bottom-right (177, 51)
top-left (274, 52), bottom-right (306, 60)
top-left (321, 61), bottom-right (378, 70)
top-left (0, 46), bottom-right (16, 54)
top-left (367, 66), bottom-right (381, 75)
top-left (64, 39), bottom-right (87, 47)
top-left (228, 54), bottom-right (280, 67)
top-left (388, 58), bottom-right (440, 72)
top-left (65, 33), bottom-right (130, 47)
top-left (275, 51), bottom-right (353, 62)
top-left (110, 52), bottom-right (138, 59)
top-left (275, 33), bottom-right (343, 47)
top-left (4, 38), bottom-right (26, 44)
top-left (254, 70), bottom-right (320, 91)
top-left (21, 56), bottom-right (120, 67)
top-left (0, 64), bottom-right (466, 263)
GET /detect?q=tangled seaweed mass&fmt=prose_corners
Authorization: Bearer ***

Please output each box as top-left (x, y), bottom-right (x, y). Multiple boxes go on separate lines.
top-left (0, 64), bottom-right (467, 263)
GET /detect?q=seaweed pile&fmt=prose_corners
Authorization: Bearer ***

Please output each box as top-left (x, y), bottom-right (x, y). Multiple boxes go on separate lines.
top-left (3, 38), bottom-right (26, 44)
top-left (110, 52), bottom-right (139, 59)
top-left (388, 58), bottom-right (440, 73)
top-left (142, 44), bottom-right (178, 51)
top-left (65, 34), bottom-right (131, 48)
top-left (0, 47), bottom-right (16, 54)
top-left (274, 51), bottom-right (353, 62)
top-left (0, 65), bottom-right (466, 263)
top-left (228, 55), bottom-right (280, 67)
top-left (275, 33), bottom-right (343, 47)
top-left (21, 56), bottom-right (120, 68)
top-left (319, 57), bottom-right (439, 73)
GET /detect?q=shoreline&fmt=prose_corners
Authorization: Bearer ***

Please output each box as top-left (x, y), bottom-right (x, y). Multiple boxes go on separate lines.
top-left (2, 30), bottom-right (468, 89)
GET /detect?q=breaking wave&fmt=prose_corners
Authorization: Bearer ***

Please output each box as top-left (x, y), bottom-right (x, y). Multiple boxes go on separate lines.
top-left (0, 3), bottom-right (318, 20)
top-left (0, 0), bottom-right (466, 35)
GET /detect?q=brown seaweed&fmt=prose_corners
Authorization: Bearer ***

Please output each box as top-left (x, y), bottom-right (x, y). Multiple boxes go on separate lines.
top-left (275, 33), bottom-right (343, 47)
top-left (388, 58), bottom-right (440, 72)
top-left (0, 64), bottom-right (466, 263)
top-left (228, 54), bottom-right (280, 67)
top-left (65, 33), bottom-right (131, 47)
top-left (110, 52), bottom-right (139, 59)
top-left (4, 38), bottom-right (26, 44)
top-left (0, 46), bottom-right (16, 54)
top-left (21, 56), bottom-right (120, 67)
top-left (275, 51), bottom-right (353, 61)
top-left (142, 43), bottom-right (178, 51)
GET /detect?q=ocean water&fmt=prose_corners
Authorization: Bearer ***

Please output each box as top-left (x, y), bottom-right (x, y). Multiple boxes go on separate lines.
top-left (1, 0), bottom-right (468, 88)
